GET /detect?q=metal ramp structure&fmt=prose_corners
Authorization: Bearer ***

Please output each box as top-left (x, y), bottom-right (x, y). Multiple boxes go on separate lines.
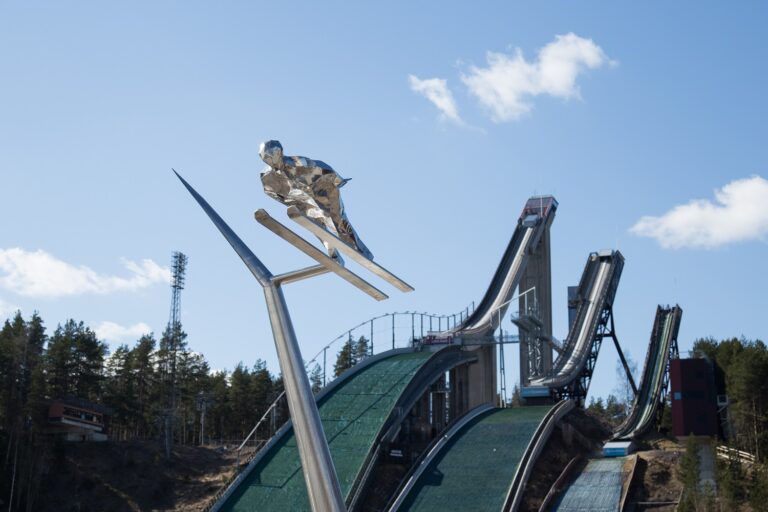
top-left (438, 196), bottom-right (559, 411)
top-left (611, 305), bottom-right (682, 442)
top-left (449, 196), bottom-right (557, 339)
top-left (211, 346), bottom-right (477, 512)
top-left (523, 250), bottom-right (626, 404)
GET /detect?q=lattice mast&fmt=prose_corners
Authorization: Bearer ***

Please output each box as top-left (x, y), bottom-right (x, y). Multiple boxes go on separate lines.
top-left (169, 252), bottom-right (187, 330)
top-left (164, 251), bottom-right (187, 459)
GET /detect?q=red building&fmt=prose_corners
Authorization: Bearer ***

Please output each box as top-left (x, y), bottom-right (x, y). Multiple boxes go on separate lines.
top-left (670, 358), bottom-right (718, 437)
top-left (48, 397), bottom-right (111, 441)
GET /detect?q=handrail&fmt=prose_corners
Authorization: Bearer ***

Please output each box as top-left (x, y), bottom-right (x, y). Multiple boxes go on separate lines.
top-left (537, 456), bottom-right (581, 512)
top-left (488, 286), bottom-right (538, 335)
top-left (716, 445), bottom-right (756, 464)
top-left (235, 395), bottom-right (285, 467)
top-left (305, 306), bottom-right (475, 367)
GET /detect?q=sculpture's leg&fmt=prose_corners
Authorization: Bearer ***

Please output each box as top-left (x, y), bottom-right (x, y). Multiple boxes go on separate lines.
top-left (263, 284), bottom-right (346, 512)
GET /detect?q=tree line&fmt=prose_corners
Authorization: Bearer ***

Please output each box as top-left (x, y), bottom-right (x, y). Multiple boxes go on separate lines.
top-left (691, 336), bottom-right (768, 460)
top-left (686, 336), bottom-right (768, 511)
top-left (0, 310), bottom-right (373, 511)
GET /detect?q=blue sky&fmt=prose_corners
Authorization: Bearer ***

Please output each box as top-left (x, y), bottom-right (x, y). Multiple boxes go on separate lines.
top-left (1, 2), bottom-right (766, 400)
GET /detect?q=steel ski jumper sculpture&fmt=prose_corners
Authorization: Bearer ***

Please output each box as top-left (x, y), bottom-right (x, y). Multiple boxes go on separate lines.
top-left (173, 140), bottom-right (412, 512)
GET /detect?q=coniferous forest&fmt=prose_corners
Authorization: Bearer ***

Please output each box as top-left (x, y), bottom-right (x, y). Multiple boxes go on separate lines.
top-left (0, 311), bottom-right (290, 510)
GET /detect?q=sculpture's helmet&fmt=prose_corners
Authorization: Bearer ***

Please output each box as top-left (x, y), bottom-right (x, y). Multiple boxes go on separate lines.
top-left (259, 140), bottom-right (284, 168)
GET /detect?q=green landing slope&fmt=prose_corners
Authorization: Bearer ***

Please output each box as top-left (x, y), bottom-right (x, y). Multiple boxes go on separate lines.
top-left (399, 406), bottom-right (553, 512)
top-left (554, 458), bottom-right (629, 512)
top-left (218, 351), bottom-right (433, 512)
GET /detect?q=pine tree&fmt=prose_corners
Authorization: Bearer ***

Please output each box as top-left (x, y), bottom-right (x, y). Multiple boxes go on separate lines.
top-left (309, 364), bottom-right (324, 394)
top-left (104, 344), bottom-right (134, 440)
top-left (45, 321), bottom-right (76, 398)
top-left (0, 315), bottom-right (20, 428)
top-left (250, 360), bottom-right (273, 420)
top-left (26, 363), bottom-right (47, 430)
top-left (334, 338), bottom-right (355, 378)
top-left (587, 396), bottom-right (606, 418)
top-left (678, 435), bottom-right (700, 512)
top-left (157, 322), bottom-right (188, 456)
top-left (207, 371), bottom-right (229, 442)
top-left (229, 363), bottom-right (252, 438)
top-left (45, 319), bottom-right (107, 400)
top-left (158, 323), bottom-right (188, 404)
top-left (0, 313), bottom-right (28, 429)
top-left (70, 321), bottom-right (107, 400)
top-left (0, 312), bottom-right (48, 512)
top-left (354, 336), bottom-right (370, 364)
top-left (604, 394), bottom-right (625, 426)
top-left (23, 313), bottom-right (46, 422)
top-left (130, 334), bottom-right (157, 438)
top-left (510, 384), bottom-right (522, 407)
top-left (716, 448), bottom-right (744, 509)
top-left (176, 349), bottom-right (210, 445)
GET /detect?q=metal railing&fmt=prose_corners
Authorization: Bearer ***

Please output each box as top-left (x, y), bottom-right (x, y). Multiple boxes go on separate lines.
top-left (307, 306), bottom-right (476, 387)
top-left (716, 445), bottom-right (756, 465)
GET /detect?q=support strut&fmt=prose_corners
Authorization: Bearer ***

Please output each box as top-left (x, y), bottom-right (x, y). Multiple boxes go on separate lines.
top-left (605, 311), bottom-right (638, 397)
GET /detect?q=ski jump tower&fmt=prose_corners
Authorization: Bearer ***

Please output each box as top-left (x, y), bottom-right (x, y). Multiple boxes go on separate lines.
top-left (443, 195), bottom-right (559, 408)
top-left (516, 196), bottom-right (556, 387)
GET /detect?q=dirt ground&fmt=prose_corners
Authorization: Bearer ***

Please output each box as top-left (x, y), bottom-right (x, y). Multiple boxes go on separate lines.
top-left (36, 440), bottom-right (238, 512)
top-left (626, 448), bottom-right (684, 511)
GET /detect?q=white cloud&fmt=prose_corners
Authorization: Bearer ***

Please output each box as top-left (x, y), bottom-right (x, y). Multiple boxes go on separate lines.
top-left (630, 175), bottom-right (768, 249)
top-left (94, 321), bottom-right (152, 343)
top-left (408, 75), bottom-right (463, 123)
top-left (0, 248), bottom-right (170, 298)
top-left (461, 33), bottom-right (612, 122)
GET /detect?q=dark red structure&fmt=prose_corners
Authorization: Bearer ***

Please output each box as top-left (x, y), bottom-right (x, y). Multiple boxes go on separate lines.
top-left (48, 397), bottom-right (110, 441)
top-left (670, 358), bottom-right (718, 437)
